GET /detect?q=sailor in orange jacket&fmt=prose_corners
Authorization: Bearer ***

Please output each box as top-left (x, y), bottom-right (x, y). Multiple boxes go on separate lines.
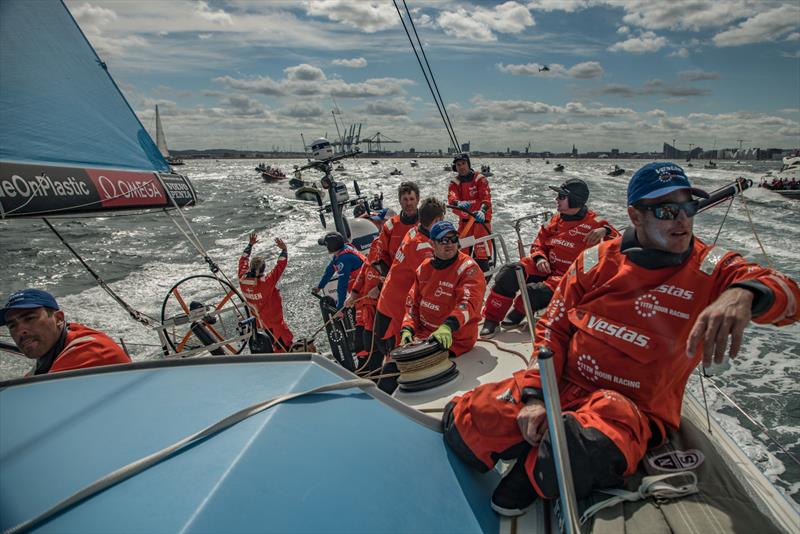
top-left (481, 178), bottom-right (618, 335)
top-left (399, 221), bottom-right (487, 357)
top-left (345, 240), bottom-right (384, 366)
top-left (370, 181), bottom-right (420, 277)
top-left (1, 288), bottom-right (130, 376)
top-left (369, 197), bottom-right (447, 368)
top-left (448, 153), bottom-right (493, 272)
top-left (443, 162), bottom-right (800, 516)
top-left (238, 233), bottom-right (294, 353)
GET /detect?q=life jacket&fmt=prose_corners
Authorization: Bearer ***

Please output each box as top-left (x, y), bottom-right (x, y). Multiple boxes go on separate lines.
top-left (377, 226), bottom-right (434, 322)
top-left (48, 323), bottom-right (130, 374)
top-left (402, 251), bottom-right (487, 356)
top-left (238, 253), bottom-right (293, 348)
top-left (529, 236), bottom-right (800, 436)
top-left (522, 209), bottom-right (618, 291)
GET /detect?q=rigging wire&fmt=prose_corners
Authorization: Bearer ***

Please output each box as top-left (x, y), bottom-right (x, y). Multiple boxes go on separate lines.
top-left (400, 0), bottom-right (461, 151)
top-left (42, 217), bottom-right (160, 327)
top-left (392, 0), bottom-right (460, 152)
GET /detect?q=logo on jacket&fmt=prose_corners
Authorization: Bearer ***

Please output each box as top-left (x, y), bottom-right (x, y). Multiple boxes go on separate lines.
top-left (655, 165), bottom-right (684, 182)
top-left (587, 315), bottom-right (650, 348)
top-left (551, 238), bottom-right (575, 248)
top-left (647, 449), bottom-right (705, 472)
top-left (434, 286), bottom-right (452, 298)
top-left (654, 284), bottom-right (694, 300)
top-left (420, 299), bottom-right (440, 312)
top-left (635, 293), bottom-right (690, 320)
top-left (576, 353), bottom-right (641, 389)
top-left (545, 298), bottom-right (565, 323)
top-left (496, 388), bottom-right (517, 404)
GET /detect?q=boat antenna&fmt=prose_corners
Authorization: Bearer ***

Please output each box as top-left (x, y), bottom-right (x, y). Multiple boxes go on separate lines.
top-left (393, 0), bottom-right (461, 153)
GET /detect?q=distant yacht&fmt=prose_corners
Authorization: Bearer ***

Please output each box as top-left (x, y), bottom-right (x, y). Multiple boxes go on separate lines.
top-left (155, 105), bottom-right (183, 166)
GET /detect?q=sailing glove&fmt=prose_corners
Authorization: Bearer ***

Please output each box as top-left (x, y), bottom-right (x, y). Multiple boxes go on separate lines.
top-left (430, 324), bottom-right (453, 349)
top-left (400, 328), bottom-right (414, 345)
top-left (472, 210), bottom-right (485, 223)
top-left (456, 201), bottom-right (471, 211)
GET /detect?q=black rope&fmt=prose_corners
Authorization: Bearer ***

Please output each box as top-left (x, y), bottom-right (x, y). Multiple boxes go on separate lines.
top-left (402, 0), bottom-right (460, 150)
top-left (42, 218), bottom-right (159, 327)
top-left (392, 0), bottom-right (460, 152)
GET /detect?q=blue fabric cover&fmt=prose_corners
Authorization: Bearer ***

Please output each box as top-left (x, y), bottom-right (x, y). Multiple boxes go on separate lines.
top-left (0, 359), bottom-right (499, 533)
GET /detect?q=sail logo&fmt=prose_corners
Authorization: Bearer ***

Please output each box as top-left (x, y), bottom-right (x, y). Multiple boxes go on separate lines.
top-left (97, 174), bottom-right (164, 200)
top-left (0, 173), bottom-right (91, 199)
top-left (586, 315), bottom-right (650, 348)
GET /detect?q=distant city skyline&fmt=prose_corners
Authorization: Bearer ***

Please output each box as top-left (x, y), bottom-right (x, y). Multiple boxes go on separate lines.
top-left (66, 1), bottom-right (800, 153)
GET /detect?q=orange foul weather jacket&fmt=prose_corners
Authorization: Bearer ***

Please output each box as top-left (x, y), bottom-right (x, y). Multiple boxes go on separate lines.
top-left (402, 252), bottom-right (487, 356)
top-left (350, 244), bottom-right (384, 329)
top-left (238, 251), bottom-right (293, 349)
top-left (522, 209), bottom-right (618, 292)
top-left (527, 236), bottom-right (800, 443)
top-left (376, 226), bottom-right (434, 338)
top-left (48, 323), bottom-right (131, 374)
top-left (448, 172), bottom-right (493, 260)
top-left (371, 214), bottom-right (417, 273)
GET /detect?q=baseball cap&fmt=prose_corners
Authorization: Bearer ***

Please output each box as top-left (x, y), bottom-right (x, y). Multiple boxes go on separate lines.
top-left (628, 162), bottom-right (709, 205)
top-left (0, 289), bottom-right (59, 326)
top-left (429, 220), bottom-right (457, 241)
top-left (548, 178), bottom-right (590, 206)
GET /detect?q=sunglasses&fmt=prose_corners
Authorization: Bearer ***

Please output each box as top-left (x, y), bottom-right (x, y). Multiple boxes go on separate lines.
top-left (556, 193), bottom-right (569, 200)
top-left (636, 200), bottom-right (699, 220)
top-left (435, 235), bottom-right (459, 244)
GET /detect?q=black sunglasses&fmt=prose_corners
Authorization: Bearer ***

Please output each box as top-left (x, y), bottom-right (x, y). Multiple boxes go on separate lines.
top-left (636, 200), bottom-right (699, 220)
top-left (435, 235), bottom-right (459, 244)
top-left (556, 192), bottom-right (569, 200)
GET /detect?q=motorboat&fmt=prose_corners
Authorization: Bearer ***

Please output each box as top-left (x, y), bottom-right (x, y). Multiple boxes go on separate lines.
top-left (410, 159), bottom-right (419, 167)
top-left (704, 161), bottom-right (718, 169)
top-left (480, 164), bottom-right (493, 177)
top-left (759, 156), bottom-right (800, 199)
top-left (389, 168), bottom-right (403, 176)
top-left (608, 165), bottom-right (625, 177)
top-left (553, 163), bottom-right (564, 172)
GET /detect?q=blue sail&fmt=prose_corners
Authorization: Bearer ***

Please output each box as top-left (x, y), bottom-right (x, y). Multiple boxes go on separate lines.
top-left (0, 0), bottom-right (169, 172)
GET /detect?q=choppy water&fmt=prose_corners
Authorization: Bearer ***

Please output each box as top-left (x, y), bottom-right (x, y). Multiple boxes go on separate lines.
top-left (1, 157), bottom-right (798, 504)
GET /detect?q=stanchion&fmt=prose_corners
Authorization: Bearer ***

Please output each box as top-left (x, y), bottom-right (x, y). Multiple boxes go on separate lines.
top-left (514, 265), bottom-right (581, 534)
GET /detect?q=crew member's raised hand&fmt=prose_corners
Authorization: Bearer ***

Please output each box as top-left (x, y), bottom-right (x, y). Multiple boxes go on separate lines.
top-left (686, 287), bottom-right (753, 368)
top-left (584, 228), bottom-right (606, 245)
top-left (249, 232), bottom-right (258, 246)
top-left (517, 399), bottom-right (548, 446)
top-left (275, 237), bottom-right (287, 251)
top-left (536, 258), bottom-right (551, 274)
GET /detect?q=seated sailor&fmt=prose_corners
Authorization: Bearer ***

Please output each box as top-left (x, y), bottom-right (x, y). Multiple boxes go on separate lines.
top-left (1, 288), bottom-right (130, 376)
top-left (482, 178), bottom-right (618, 335)
top-left (443, 162), bottom-right (800, 516)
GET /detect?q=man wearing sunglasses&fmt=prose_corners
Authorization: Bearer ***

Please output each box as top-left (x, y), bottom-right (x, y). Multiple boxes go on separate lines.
top-left (443, 162), bottom-right (799, 517)
top-left (481, 178), bottom-right (618, 336)
top-left (398, 221), bottom-right (486, 358)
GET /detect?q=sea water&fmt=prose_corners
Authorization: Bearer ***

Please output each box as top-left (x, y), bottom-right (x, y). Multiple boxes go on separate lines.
top-left (1, 157), bottom-right (798, 504)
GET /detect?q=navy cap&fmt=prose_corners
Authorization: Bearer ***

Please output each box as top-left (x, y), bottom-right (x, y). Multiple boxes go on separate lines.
top-left (430, 220), bottom-right (457, 241)
top-left (0, 289), bottom-right (59, 326)
top-left (628, 162), bottom-right (709, 205)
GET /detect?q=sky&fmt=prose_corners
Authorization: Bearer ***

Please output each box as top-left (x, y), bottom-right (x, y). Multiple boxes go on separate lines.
top-left (65, 0), bottom-right (800, 154)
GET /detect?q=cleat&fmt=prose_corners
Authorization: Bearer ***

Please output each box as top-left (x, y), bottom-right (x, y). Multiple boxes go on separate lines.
top-left (480, 320), bottom-right (499, 336)
top-left (491, 459), bottom-right (538, 517)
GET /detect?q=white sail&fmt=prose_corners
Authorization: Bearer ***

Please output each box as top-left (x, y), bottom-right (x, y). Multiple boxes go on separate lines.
top-left (155, 105), bottom-right (170, 158)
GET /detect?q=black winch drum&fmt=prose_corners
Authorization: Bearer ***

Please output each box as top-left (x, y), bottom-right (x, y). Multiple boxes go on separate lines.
top-left (389, 339), bottom-right (459, 392)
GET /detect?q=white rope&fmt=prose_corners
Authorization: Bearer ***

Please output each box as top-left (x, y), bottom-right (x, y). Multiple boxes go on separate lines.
top-left (579, 471), bottom-right (699, 525)
top-left (3, 378), bottom-right (374, 534)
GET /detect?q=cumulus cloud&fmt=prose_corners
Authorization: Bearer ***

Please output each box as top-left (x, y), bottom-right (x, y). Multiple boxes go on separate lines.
top-left (609, 31), bottom-right (667, 53)
top-left (195, 1), bottom-right (233, 25)
top-left (466, 96), bottom-right (633, 121)
top-left (596, 79), bottom-right (711, 97)
top-left (363, 99), bottom-right (412, 116)
top-left (497, 61), bottom-right (603, 79)
top-left (713, 5), bottom-right (800, 47)
top-left (786, 32), bottom-right (800, 41)
top-left (71, 3), bottom-right (117, 33)
top-left (668, 47), bottom-right (689, 58)
top-left (617, 26), bottom-right (630, 34)
top-left (612, 0), bottom-right (749, 32)
top-left (279, 103), bottom-right (326, 118)
top-left (332, 57), bottom-right (368, 68)
top-left (224, 94), bottom-right (268, 116)
top-left (285, 63), bottom-right (325, 82)
top-left (525, 0), bottom-right (589, 13)
top-left (438, 2), bottom-right (535, 42)
top-left (305, 0), bottom-right (398, 33)
top-left (679, 69), bottom-right (720, 81)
